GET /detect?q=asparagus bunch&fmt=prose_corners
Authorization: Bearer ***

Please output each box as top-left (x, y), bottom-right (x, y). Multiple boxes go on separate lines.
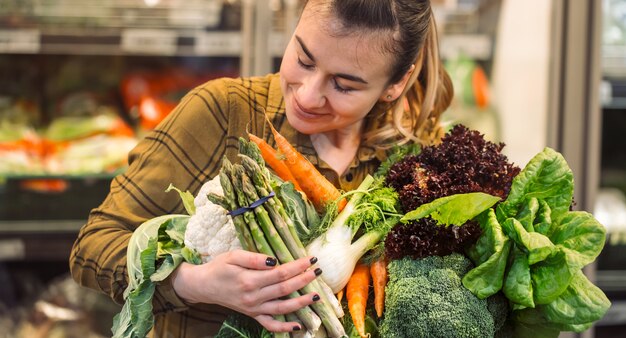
top-left (213, 140), bottom-right (345, 337)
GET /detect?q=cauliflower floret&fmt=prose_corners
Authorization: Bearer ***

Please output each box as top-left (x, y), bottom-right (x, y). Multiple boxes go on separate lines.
top-left (185, 177), bottom-right (241, 263)
top-left (194, 175), bottom-right (225, 209)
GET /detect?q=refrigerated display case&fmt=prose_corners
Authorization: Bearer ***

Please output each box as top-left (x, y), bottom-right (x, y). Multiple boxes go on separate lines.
top-left (0, 1), bottom-right (249, 335)
top-left (595, 0), bottom-right (626, 335)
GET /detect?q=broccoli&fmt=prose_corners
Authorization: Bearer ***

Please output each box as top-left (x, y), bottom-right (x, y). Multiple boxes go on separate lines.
top-left (380, 254), bottom-right (509, 338)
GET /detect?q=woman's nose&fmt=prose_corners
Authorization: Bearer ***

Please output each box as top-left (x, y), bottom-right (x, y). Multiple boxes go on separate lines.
top-left (296, 74), bottom-right (326, 109)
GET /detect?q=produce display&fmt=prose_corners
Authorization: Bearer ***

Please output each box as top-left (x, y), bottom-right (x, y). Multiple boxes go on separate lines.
top-left (0, 111), bottom-right (137, 177)
top-left (113, 122), bottom-right (610, 338)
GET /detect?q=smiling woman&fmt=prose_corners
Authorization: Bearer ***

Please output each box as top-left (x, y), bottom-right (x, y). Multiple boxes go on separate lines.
top-left (69, 0), bottom-right (454, 337)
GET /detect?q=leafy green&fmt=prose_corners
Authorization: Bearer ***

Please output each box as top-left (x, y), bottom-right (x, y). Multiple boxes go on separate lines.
top-left (550, 211), bottom-right (607, 271)
top-left (463, 209), bottom-right (511, 299)
top-left (111, 214), bottom-right (201, 338)
top-left (461, 147), bottom-right (610, 334)
top-left (503, 246), bottom-right (534, 308)
top-left (541, 270), bottom-right (611, 325)
top-left (214, 313), bottom-right (272, 338)
top-left (401, 192), bottom-right (500, 226)
top-left (498, 148), bottom-right (574, 220)
top-left (165, 184), bottom-right (196, 215)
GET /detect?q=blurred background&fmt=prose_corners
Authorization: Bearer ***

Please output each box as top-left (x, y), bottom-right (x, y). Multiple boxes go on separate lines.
top-left (0, 0), bottom-right (624, 337)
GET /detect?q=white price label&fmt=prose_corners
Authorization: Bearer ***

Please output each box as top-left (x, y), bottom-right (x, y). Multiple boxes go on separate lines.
top-left (121, 29), bottom-right (178, 55)
top-left (195, 31), bottom-right (241, 56)
top-left (0, 239), bottom-right (25, 261)
top-left (0, 29), bottom-right (40, 53)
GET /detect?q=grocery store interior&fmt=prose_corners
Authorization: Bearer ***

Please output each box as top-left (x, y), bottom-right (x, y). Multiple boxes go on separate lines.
top-left (0, 0), bottom-right (625, 337)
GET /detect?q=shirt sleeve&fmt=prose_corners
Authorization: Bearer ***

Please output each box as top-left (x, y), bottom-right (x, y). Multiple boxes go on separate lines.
top-left (69, 78), bottom-right (232, 312)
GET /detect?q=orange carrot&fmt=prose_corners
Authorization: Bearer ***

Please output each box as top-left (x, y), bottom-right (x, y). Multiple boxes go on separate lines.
top-left (346, 263), bottom-right (370, 338)
top-left (248, 133), bottom-right (302, 191)
top-left (370, 258), bottom-right (388, 318)
top-left (264, 117), bottom-right (346, 212)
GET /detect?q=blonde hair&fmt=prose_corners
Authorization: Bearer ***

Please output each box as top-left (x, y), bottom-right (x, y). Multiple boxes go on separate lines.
top-left (363, 13), bottom-right (453, 150)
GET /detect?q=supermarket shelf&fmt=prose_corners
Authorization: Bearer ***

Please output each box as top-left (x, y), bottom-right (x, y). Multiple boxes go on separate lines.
top-left (0, 220), bottom-right (84, 234)
top-left (603, 45), bottom-right (626, 78)
top-left (0, 221), bottom-right (82, 261)
top-left (603, 97), bottom-right (626, 109)
top-left (0, 28), bottom-right (243, 56)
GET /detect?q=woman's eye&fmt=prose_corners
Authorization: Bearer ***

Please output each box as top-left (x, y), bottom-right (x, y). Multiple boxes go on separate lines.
top-left (297, 57), bottom-right (314, 70)
top-left (332, 78), bottom-right (353, 93)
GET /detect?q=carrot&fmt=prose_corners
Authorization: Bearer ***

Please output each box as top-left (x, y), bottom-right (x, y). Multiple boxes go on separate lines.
top-left (248, 133), bottom-right (302, 191)
top-left (370, 258), bottom-right (388, 318)
top-left (472, 66), bottom-right (490, 109)
top-left (346, 263), bottom-right (370, 338)
top-left (264, 117), bottom-right (346, 212)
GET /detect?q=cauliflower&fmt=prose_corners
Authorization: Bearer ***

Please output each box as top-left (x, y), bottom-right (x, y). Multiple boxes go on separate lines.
top-left (185, 176), bottom-right (242, 263)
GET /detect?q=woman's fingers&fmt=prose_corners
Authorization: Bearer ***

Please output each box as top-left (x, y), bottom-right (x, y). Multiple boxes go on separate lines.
top-left (255, 314), bottom-right (303, 333)
top-left (223, 249), bottom-right (279, 270)
top-left (257, 266), bottom-right (322, 302)
top-left (257, 255), bottom-right (319, 286)
top-left (257, 292), bottom-right (321, 316)
top-left (210, 250), bottom-right (324, 327)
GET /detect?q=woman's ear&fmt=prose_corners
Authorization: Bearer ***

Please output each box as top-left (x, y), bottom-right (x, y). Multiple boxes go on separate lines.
top-left (380, 64), bottom-right (416, 102)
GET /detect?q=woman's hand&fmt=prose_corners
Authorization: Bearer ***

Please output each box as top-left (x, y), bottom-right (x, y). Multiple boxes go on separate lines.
top-left (171, 249), bottom-right (322, 333)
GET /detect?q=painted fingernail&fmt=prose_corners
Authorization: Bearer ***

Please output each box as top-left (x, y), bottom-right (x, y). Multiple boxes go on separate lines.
top-left (309, 257), bottom-right (318, 265)
top-left (314, 268), bottom-right (323, 276)
top-left (312, 294), bottom-right (321, 302)
top-left (293, 325), bottom-right (301, 331)
top-left (265, 257), bottom-right (277, 266)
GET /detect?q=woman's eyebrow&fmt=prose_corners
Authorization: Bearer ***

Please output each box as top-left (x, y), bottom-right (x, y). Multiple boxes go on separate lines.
top-left (335, 72), bottom-right (368, 84)
top-left (295, 35), bottom-right (368, 85)
top-left (296, 35), bottom-right (316, 62)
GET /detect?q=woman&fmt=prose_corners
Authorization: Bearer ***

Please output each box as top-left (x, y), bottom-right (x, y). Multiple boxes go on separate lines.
top-left (69, 0), bottom-right (452, 336)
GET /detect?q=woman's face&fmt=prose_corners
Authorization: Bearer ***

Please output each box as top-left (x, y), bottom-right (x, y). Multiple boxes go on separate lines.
top-left (279, 5), bottom-right (400, 136)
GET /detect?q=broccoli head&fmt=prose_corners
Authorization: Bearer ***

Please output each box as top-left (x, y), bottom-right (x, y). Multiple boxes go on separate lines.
top-left (380, 254), bottom-right (508, 338)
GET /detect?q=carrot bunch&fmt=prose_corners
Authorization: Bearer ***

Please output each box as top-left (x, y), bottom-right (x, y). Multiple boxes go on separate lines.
top-left (345, 258), bottom-right (388, 338)
top-left (248, 118), bottom-right (346, 213)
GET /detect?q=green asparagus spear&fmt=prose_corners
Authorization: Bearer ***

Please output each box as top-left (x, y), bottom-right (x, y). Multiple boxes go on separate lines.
top-left (206, 192), bottom-right (229, 210)
top-left (229, 164), bottom-right (322, 333)
top-left (219, 158), bottom-right (256, 252)
top-left (240, 156), bottom-right (345, 318)
top-left (240, 155), bottom-right (307, 258)
top-left (236, 167), bottom-right (345, 337)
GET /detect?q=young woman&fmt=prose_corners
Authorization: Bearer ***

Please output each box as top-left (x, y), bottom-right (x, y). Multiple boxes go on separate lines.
top-left (69, 0), bottom-right (452, 336)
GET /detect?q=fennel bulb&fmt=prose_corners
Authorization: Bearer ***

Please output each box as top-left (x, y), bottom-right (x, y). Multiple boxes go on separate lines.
top-left (306, 175), bottom-right (399, 293)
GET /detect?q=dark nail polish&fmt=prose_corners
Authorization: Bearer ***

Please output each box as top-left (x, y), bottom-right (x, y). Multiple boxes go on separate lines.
top-left (312, 294), bottom-right (320, 302)
top-left (293, 325), bottom-right (301, 331)
top-left (265, 257), bottom-right (277, 266)
top-left (314, 268), bottom-right (323, 276)
top-left (309, 257), bottom-right (318, 265)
